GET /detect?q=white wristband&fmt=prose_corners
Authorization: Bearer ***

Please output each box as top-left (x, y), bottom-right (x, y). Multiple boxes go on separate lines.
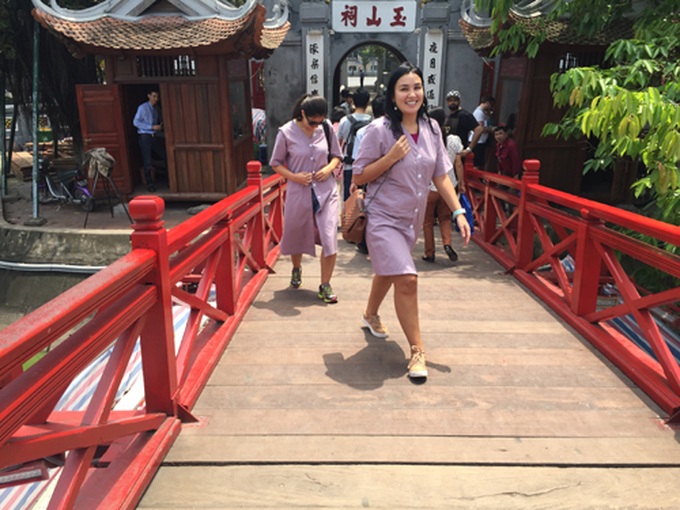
top-left (453, 208), bottom-right (466, 218)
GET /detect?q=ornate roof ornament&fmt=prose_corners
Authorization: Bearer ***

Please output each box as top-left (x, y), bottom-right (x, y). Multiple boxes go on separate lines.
top-left (460, 0), bottom-right (561, 28)
top-left (459, 0), bottom-right (632, 50)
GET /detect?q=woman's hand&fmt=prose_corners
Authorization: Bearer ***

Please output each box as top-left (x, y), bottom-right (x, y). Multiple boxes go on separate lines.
top-left (313, 164), bottom-right (333, 182)
top-left (293, 172), bottom-right (313, 186)
top-left (386, 135), bottom-right (410, 165)
top-left (455, 214), bottom-right (472, 246)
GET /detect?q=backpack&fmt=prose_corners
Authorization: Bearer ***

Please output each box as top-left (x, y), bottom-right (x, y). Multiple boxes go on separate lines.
top-left (343, 114), bottom-right (372, 164)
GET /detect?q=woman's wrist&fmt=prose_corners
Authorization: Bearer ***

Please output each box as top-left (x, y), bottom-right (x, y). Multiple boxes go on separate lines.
top-left (453, 208), bottom-right (466, 218)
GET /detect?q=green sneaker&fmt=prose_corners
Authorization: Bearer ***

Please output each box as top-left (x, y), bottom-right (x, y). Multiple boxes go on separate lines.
top-left (318, 283), bottom-right (338, 304)
top-left (290, 267), bottom-right (302, 289)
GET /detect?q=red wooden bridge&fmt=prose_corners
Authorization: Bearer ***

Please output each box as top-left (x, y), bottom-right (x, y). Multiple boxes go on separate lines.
top-left (1, 160), bottom-right (679, 508)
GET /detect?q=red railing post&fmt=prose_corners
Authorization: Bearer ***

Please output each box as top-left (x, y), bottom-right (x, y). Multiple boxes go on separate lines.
top-left (572, 208), bottom-right (605, 315)
top-left (515, 159), bottom-right (540, 268)
top-left (129, 196), bottom-right (178, 417)
top-left (248, 160), bottom-right (266, 268)
top-left (215, 212), bottom-right (237, 316)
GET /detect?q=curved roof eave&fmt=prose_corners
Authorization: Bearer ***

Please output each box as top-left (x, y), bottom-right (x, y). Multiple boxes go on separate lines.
top-left (31, 0), bottom-right (259, 23)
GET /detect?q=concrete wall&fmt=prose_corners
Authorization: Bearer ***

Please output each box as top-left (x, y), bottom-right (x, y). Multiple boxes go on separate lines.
top-left (262, 0), bottom-right (489, 152)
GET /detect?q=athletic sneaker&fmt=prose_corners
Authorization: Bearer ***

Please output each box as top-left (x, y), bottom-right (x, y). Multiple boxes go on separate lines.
top-left (361, 313), bottom-right (389, 338)
top-left (318, 283), bottom-right (338, 304)
top-left (290, 267), bottom-right (302, 289)
top-left (408, 345), bottom-right (428, 378)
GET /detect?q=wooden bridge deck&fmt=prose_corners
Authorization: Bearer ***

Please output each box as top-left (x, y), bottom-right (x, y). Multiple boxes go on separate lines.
top-left (139, 238), bottom-right (680, 509)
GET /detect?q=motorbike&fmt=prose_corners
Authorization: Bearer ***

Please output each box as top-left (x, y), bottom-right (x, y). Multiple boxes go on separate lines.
top-left (37, 158), bottom-right (95, 212)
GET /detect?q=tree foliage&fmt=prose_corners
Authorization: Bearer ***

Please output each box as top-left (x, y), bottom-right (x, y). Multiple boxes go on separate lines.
top-left (479, 0), bottom-right (680, 225)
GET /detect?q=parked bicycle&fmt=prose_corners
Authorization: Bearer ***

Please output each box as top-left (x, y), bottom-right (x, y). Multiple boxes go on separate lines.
top-left (37, 158), bottom-right (95, 212)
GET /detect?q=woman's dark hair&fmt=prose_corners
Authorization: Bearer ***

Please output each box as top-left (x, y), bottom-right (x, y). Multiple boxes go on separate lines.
top-left (428, 107), bottom-right (447, 144)
top-left (385, 62), bottom-right (431, 138)
top-left (291, 94), bottom-right (328, 121)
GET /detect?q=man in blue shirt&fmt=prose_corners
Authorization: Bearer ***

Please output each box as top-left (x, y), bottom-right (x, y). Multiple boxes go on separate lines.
top-left (133, 90), bottom-right (165, 192)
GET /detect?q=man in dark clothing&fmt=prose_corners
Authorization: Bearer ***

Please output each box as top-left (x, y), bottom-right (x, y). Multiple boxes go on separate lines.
top-left (444, 90), bottom-right (478, 150)
top-left (494, 125), bottom-right (522, 177)
top-left (133, 89), bottom-right (166, 192)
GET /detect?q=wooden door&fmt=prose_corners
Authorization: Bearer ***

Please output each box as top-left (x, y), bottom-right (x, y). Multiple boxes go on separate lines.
top-left (76, 84), bottom-right (133, 194)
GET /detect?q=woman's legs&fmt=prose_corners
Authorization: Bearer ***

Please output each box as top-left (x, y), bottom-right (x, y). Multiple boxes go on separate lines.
top-left (392, 274), bottom-right (422, 349)
top-left (291, 254), bottom-right (302, 269)
top-left (366, 275), bottom-right (392, 316)
top-left (393, 274), bottom-right (427, 377)
top-left (290, 254), bottom-right (302, 288)
top-left (319, 250), bottom-right (336, 285)
top-left (318, 250), bottom-right (338, 303)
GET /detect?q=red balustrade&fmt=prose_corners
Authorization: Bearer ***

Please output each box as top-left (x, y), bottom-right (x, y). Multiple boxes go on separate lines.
top-left (0, 161), bottom-right (285, 508)
top-left (464, 155), bottom-right (680, 423)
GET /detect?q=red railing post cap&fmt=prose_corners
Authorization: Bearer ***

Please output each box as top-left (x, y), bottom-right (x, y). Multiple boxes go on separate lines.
top-left (130, 196), bottom-right (165, 230)
top-left (523, 159), bottom-right (541, 172)
top-left (247, 160), bottom-right (262, 175)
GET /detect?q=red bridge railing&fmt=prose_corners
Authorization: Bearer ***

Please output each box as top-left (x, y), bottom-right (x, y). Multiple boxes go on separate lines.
top-left (1, 156), bottom-right (678, 507)
top-left (464, 157), bottom-right (680, 423)
top-left (0, 161), bottom-right (284, 508)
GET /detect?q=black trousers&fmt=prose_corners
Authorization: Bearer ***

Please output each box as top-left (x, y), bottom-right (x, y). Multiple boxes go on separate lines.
top-left (138, 133), bottom-right (166, 185)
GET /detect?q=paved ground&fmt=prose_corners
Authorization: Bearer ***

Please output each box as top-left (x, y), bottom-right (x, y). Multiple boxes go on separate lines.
top-left (1, 174), bottom-right (206, 231)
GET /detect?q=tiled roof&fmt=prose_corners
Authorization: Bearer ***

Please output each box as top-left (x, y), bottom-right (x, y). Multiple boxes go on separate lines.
top-left (261, 21), bottom-right (290, 50)
top-left (459, 13), bottom-right (633, 51)
top-left (32, 7), bottom-right (288, 54)
top-left (33, 10), bottom-right (248, 51)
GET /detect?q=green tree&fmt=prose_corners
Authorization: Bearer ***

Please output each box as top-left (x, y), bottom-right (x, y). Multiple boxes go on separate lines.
top-left (480, 0), bottom-right (680, 225)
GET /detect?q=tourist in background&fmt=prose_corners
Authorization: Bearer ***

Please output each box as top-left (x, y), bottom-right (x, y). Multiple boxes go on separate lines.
top-left (494, 124), bottom-right (522, 178)
top-left (133, 89), bottom-right (166, 192)
top-left (421, 107), bottom-right (465, 263)
top-left (469, 96), bottom-right (495, 169)
top-left (337, 87), bottom-right (372, 202)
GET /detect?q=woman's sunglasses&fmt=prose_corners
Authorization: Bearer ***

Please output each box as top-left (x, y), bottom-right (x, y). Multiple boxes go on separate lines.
top-left (307, 118), bottom-right (325, 127)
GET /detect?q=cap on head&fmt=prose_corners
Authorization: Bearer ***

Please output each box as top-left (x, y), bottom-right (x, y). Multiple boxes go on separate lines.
top-left (446, 90), bottom-right (461, 100)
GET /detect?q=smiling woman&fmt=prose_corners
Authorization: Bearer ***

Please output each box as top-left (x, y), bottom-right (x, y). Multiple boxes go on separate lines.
top-left (351, 62), bottom-right (472, 380)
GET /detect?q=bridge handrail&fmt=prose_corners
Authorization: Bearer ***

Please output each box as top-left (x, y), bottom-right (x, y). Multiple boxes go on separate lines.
top-left (0, 161), bottom-right (285, 508)
top-left (464, 157), bottom-right (680, 423)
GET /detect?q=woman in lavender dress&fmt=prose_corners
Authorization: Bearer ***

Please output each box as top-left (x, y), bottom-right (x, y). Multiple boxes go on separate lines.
top-left (270, 95), bottom-right (343, 303)
top-left (352, 63), bottom-right (472, 378)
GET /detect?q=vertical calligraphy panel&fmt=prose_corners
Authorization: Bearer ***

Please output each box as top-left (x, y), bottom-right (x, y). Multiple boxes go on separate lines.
top-left (423, 28), bottom-right (444, 108)
top-left (305, 30), bottom-right (325, 97)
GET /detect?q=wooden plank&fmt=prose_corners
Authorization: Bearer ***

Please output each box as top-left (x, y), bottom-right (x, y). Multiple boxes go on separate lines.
top-left (193, 385), bottom-right (655, 412)
top-left (204, 363), bottom-right (635, 388)
top-left (164, 435), bottom-right (680, 465)
top-left (182, 408), bottom-right (663, 438)
top-left (138, 465), bottom-right (680, 509)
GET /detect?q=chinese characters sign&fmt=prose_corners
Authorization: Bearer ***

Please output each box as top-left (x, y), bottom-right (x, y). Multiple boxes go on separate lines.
top-left (423, 29), bottom-right (443, 108)
top-left (331, 1), bottom-right (416, 33)
top-left (306, 31), bottom-right (325, 97)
